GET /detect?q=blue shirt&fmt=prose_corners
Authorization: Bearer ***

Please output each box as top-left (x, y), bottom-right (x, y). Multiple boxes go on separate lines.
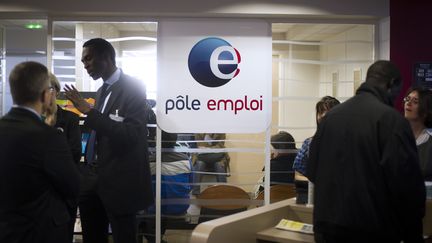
top-left (104, 68), bottom-right (121, 87)
top-left (292, 137), bottom-right (312, 176)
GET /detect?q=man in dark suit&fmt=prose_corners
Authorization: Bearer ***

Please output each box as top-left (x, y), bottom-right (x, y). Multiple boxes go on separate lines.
top-left (0, 61), bottom-right (80, 243)
top-left (64, 38), bottom-right (153, 243)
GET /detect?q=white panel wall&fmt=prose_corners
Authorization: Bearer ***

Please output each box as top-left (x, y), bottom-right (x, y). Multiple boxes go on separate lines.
top-left (274, 44), bottom-right (320, 143)
top-left (320, 25), bottom-right (374, 99)
top-left (379, 17), bottom-right (390, 60)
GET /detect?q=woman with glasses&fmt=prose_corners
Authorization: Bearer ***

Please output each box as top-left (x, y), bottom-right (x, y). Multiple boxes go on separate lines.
top-left (404, 86), bottom-right (432, 180)
top-left (44, 73), bottom-right (82, 164)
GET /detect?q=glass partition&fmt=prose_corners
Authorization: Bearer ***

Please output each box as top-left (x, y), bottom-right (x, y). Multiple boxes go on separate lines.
top-left (44, 20), bottom-right (376, 243)
top-left (271, 23), bottom-right (374, 205)
top-left (0, 19), bottom-right (47, 115)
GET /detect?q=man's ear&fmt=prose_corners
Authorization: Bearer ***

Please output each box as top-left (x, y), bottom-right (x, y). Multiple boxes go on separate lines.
top-left (387, 78), bottom-right (395, 89)
top-left (40, 89), bottom-right (47, 103)
top-left (388, 78), bottom-right (401, 89)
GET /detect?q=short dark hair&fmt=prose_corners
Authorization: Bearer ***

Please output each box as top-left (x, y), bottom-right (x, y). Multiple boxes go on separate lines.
top-left (406, 86), bottom-right (432, 127)
top-left (9, 61), bottom-right (49, 105)
top-left (271, 131), bottom-right (295, 150)
top-left (316, 96), bottom-right (340, 115)
top-left (83, 38), bottom-right (116, 65)
top-left (365, 60), bottom-right (401, 88)
top-left (162, 131), bottom-right (178, 148)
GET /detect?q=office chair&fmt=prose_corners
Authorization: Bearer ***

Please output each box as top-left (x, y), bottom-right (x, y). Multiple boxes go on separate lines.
top-left (256, 184), bottom-right (296, 204)
top-left (196, 185), bottom-right (250, 223)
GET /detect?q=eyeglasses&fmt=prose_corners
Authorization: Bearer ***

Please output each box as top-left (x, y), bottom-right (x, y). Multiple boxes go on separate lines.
top-left (403, 96), bottom-right (419, 105)
top-left (42, 86), bottom-right (55, 95)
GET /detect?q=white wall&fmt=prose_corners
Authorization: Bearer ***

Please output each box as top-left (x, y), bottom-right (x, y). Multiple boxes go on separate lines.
top-left (320, 25), bottom-right (374, 99)
top-left (379, 17), bottom-right (390, 60)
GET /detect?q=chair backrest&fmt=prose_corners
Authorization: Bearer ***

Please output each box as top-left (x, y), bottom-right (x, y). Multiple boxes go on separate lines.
top-left (197, 185), bottom-right (250, 223)
top-left (197, 185), bottom-right (250, 210)
top-left (256, 184), bottom-right (296, 204)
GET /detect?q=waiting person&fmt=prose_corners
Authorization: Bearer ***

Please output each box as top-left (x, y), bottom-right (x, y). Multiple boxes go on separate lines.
top-left (404, 86), bottom-right (432, 181)
top-left (144, 131), bottom-right (192, 243)
top-left (307, 60), bottom-right (426, 243)
top-left (292, 96), bottom-right (340, 176)
top-left (192, 133), bottom-right (229, 194)
top-left (43, 73), bottom-right (82, 242)
top-left (64, 38), bottom-right (153, 243)
top-left (0, 61), bottom-right (80, 243)
top-left (44, 73), bottom-right (82, 164)
top-left (254, 131), bottom-right (297, 197)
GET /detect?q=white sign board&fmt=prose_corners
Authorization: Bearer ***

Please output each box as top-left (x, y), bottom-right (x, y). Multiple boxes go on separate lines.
top-left (157, 19), bottom-right (272, 133)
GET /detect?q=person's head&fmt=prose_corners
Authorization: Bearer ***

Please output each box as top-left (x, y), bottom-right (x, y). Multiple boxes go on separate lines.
top-left (316, 96), bottom-right (340, 124)
top-left (365, 60), bottom-right (402, 100)
top-left (44, 73), bottom-right (61, 116)
top-left (49, 73), bottom-right (61, 96)
top-left (271, 131), bottom-right (296, 151)
top-left (9, 61), bottom-right (54, 114)
top-left (162, 131), bottom-right (178, 148)
top-left (404, 86), bottom-right (432, 127)
top-left (81, 38), bottom-right (116, 81)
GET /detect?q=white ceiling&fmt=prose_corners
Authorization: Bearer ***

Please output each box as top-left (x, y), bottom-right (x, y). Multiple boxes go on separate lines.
top-left (0, 20), bottom-right (361, 41)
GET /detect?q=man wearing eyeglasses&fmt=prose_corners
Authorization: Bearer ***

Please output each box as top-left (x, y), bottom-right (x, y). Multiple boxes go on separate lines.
top-left (0, 61), bottom-right (80, 243)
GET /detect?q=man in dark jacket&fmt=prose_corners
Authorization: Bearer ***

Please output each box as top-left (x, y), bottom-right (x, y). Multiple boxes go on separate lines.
top-left (307, 60), bottom-right (426, 243)
top-left (64, 38), bottom-right (153, 243)
top-left (0, 61), bottom-right (80, 243)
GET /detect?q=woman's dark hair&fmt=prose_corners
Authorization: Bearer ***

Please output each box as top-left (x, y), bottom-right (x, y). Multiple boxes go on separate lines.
top-left (316, 96), bottom-right (340, 115)
top-left (405, 86), bottom-right (432, 127)
top-left (162, 131), bottom-right (178, 148)
top-left (271, 131), bottom-right (296, 150)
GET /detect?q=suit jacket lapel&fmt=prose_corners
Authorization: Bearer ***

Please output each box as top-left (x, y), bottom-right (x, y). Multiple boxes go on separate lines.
top-left (95, 85), bottom-right (104, 109)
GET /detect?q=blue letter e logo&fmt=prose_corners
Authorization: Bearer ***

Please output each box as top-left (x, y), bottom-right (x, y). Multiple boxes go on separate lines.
top-left (188, 37), bottom-right (241, 88)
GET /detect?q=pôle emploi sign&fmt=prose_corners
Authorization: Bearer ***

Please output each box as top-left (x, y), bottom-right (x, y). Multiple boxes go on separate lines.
top-left (157, 19), bottom-right (272, 133)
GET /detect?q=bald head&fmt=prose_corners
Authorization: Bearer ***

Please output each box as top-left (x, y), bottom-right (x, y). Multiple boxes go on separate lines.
top-left (365, 60), bottom-right (402, 100)
top-left (366, 60), bottom-right (401, 89)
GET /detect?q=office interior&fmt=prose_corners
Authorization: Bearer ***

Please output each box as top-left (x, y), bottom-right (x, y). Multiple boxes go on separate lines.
top-left (0, 1), bottom-right (430, 242)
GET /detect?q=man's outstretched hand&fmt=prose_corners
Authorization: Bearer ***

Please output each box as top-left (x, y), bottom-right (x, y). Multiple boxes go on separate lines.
top-left (64, 84), bottom-right (92, 114)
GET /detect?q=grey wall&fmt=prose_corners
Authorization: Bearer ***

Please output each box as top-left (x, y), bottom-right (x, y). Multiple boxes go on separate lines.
top-left (4, 28), bottom-right (47, 114)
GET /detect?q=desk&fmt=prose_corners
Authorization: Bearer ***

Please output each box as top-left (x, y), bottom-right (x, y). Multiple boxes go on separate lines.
top-left (256, 227), bottom-right (314, 243)
top-left (191, 198), bottom-right (312, 243)
top-left (191, 198), bottom-right (432, 243)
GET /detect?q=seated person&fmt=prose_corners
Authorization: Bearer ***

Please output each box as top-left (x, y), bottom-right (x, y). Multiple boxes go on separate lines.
top-left (144, 131), bottom-right (192, 242)
top-left (292, 96), bottom-right (339, 203)
top-left (192, 133), bottom-right (229, 194)
top-left (293, 96), bottom-right (340, 176)
top-left (254, 131), bottom-right (296, 197)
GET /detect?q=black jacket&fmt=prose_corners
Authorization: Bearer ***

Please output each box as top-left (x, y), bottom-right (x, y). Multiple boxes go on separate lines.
top-left (84, 72), bottom-right (153, 214)
top-left (307, 83), bottom-right (426, 241)
top-left (55, 106), bottom-right (81, 164)
top-left (0, 108), bottom-right (80, 243)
